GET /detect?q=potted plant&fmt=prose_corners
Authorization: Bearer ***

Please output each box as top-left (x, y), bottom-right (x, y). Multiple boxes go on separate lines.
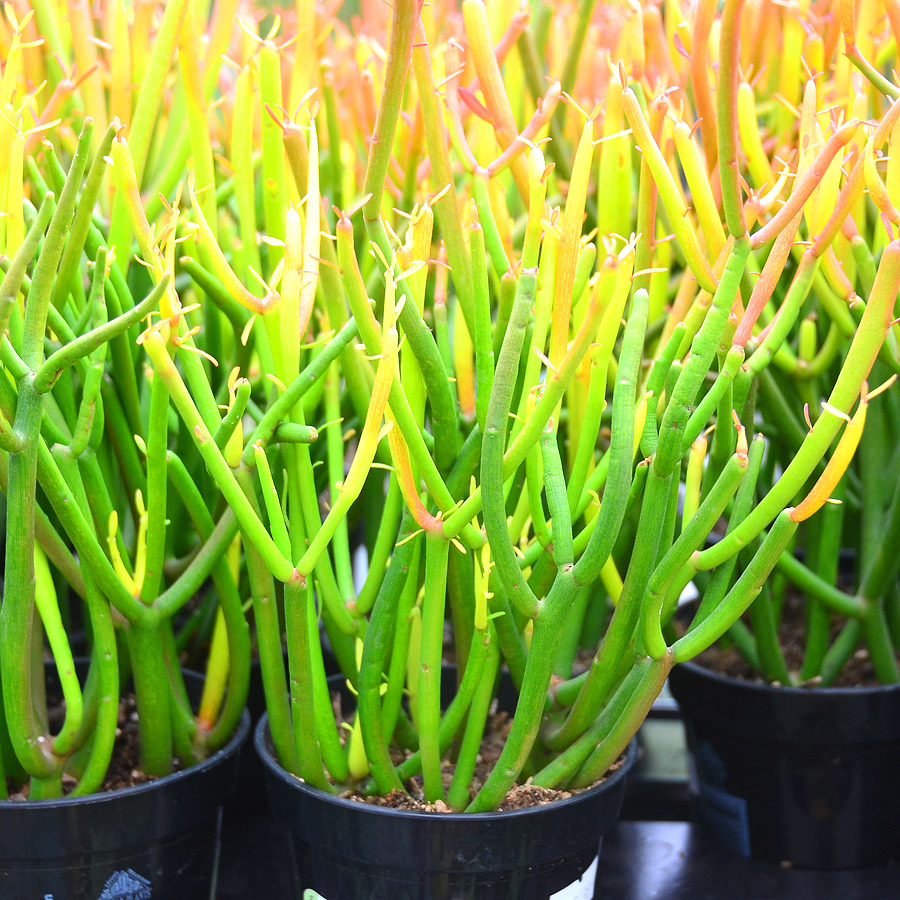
top-left (134, 0), bottom-right (899, 896)
top-left (0, 9), bottom-right (251, 898)
top-left (8, 0), bottom-right (895, 894)
top-left (668, 0), bottom-right (900, 867)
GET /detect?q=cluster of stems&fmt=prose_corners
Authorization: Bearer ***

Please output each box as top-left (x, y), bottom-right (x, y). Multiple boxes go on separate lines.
top-left (1, 0), bottom-right (899, 809)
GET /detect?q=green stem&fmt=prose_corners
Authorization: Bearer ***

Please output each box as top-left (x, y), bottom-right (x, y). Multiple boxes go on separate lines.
top-left (307, 586), bottom-right (348, 783)
top-left (259, 43), bottom-right (286, 272)
top-left (481, 268), bottom-right (540, 618)
top-left (682, 347), bottom-right (745, 452)
top-left (387, 615), bottom-right (494, 788)
top-left (860, 452), bottom-right (900, 606)
top-left (357, 513), bottom-right (418, 793)
top-left (573, 289), bottom-right (648, 585)
top-left (163, 454), bottom-right (250, 748)
top-left (446, 632), bottom-right (500, 809)
top-left (420, 531), bottom-right (449, 803)
top-left (32, 550), bottom-right (81, 758)
top-left (467, 570), bottom-right (581, 811)
top-left (820, 619), bottom-right (862, 685)
top-left (68, 574), bottom-right (119, 795)
top-left (773, 549), bottom-right (864, 618)
top-left (240, 474), bottom-right (299, 773)
top-left (469, 215), bottom-right (495, 432)
top-left (642, 448), bottom-right (749, 660)
top-left (690, 436), bottom-right (765, 624)
top-left (800, 498), bottom-right (843, 680)
top-left (108, 0), bottom-right (190, 270)
top-left (284, 581), bottom-right (329, 788)
top-left (537, 659), bottom-right (647, 787)
top-left (672, 511), bottom-right (800, 662)
top-left (356, 477), bottom-right (403, 616)
top-left (143, 330), bottom-right (293, 582)
top-left (381, 535), bottom-right (422, 744)
top-left (749, 581), bottom-right (793, 684)
top-left (51, 124), bottom-right (116, 312)
top-left (552, 467), bottom-right (672, 755)
top-left (68, 257), bottom-right (109, 460)
top-left (554, 586), bottom-right (591, 679)
top-left (570, 654), bottom-right (672, 788)
top-left (2, 388), bottom-right (59, 777)
top-left (338, 224), bottom-right (479, 545)
top-left (862, 601), bottom-right (900, 682)
top-left (34, 276), bottom-right (168, 394)
top-left (23, 124), bottom-right (93, 370)
top-left (656, 239), bottom-right (750, 476)
top-left (540, 424), bottom-right (573, 567)
top-left (553, 0), bottom-right (597, 133)
top-left (126, 621), bottom-right (173, 776)
top-left (369, 221), bottom-right (460, 472)
top-left (411, 33), bottom-right (475, 329)
top-left (717, 0), bottom-right (748, 238)
top-left (242, 319), bottom-right (360, 463)
top-left (362, 0), bottom-right (421, 225)
top-left (702, 242), bottom-right (900, 571)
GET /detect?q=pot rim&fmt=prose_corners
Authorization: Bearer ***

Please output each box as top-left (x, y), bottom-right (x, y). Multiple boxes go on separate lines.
top-left (673, 656), bottom-right (900, 698)
top-left (0, 677), bottom-right (250, 810)
top-left (255, 713), bottom-right (637, 822)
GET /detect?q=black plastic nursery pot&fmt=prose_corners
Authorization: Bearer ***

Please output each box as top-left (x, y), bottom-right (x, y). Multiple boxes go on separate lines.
top-left (0, 668), bottom-right (250, 899)
top-left (256, 710), bottom-right (636, 900)
top-left (668, 659), bottom-right (900, 868)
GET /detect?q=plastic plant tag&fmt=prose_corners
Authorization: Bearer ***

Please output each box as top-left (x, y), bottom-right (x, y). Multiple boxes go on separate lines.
top-left (304, 891), bottom-right (327, 900)
top-left (549, 855), bottom-right (598, 899)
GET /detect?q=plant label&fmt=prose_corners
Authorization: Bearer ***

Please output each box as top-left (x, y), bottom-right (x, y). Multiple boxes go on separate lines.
top-left (549, 855), bottom-right (598, 899)
top-left (97, 868), bottom-right (152, 899)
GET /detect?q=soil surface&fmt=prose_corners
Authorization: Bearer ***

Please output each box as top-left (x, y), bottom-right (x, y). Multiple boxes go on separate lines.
top-left (4, 693), bottom-right (179, 801)
top-left (688, 593), bottom-right (900, 689)
top-left (332, 694), bottom-right (624, 812)
top-left (98, 693), bottom-right (184, 791)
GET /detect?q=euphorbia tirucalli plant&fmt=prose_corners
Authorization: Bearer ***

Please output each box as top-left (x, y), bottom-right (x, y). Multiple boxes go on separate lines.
top-left (0, 0), bottom-right (329, 802)
top-left (0, 4), bottom-right (255, 797)
top-left (2, 0), bottom-right (898, 817)
top-left (133, 0), bottom-right (900, 812)
top-left (0, 122), bottom-right (251, 800)
top-left (676, 0), bottom-right (900, 687)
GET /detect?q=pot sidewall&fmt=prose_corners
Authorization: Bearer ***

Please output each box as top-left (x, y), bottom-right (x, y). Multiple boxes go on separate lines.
top-left (669, 659), bottom-right (900, 868)
top-left (255, 715), bottom-right (636, 900)
top-left (0, 668), bottom-right (250, 899)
